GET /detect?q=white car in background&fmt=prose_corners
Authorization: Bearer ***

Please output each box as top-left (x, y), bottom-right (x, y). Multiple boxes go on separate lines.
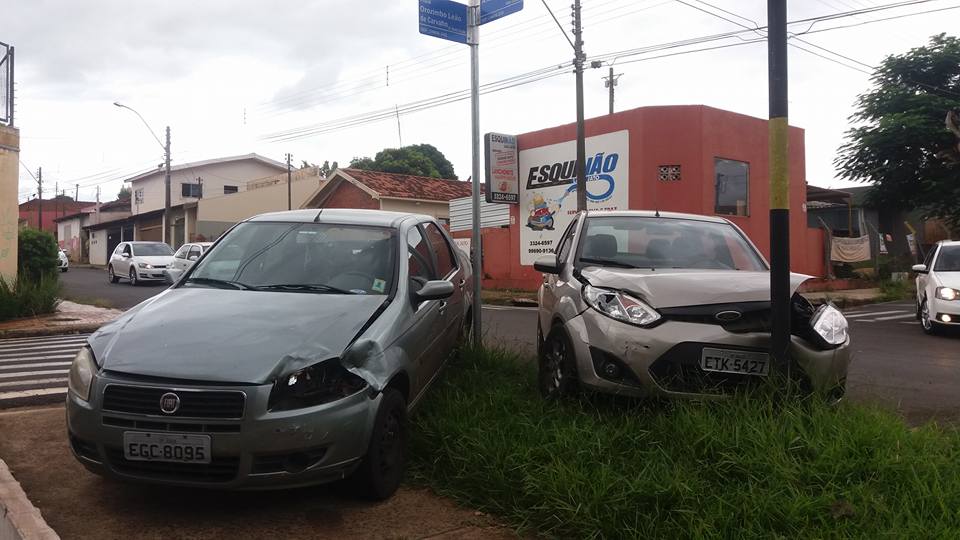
top-left (58, 249), bottom-right (69, 272)
top-left (107, 241), bottom-right (175, 286)
top-left (165, 242), bottom-right (213, 283)
top-left (913, 240), bottom-right (960, 335)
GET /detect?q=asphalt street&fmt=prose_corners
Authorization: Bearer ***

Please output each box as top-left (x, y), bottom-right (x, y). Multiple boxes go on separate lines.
top-left (48, 268), bottom-right (960, 420)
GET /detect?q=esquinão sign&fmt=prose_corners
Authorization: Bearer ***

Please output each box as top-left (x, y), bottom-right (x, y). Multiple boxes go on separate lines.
top-left (518, 130), bottom-right (629, 265)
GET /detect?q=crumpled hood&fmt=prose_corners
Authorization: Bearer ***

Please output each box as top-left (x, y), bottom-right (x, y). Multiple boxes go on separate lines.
top-left (89, 288), bottom-right (385, 384)
top-left (579, 268), bottom-right (810, 308)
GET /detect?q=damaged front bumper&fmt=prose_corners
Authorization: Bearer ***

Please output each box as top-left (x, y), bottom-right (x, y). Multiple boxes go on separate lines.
top-left (66, 371), bottom-right (381, 489)
top-left (563, 308), bottom-right (851, 399)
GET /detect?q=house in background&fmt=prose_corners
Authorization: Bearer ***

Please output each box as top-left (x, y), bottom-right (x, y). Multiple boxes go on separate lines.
top-left (125, 153), bottom-right (287, 247)
top-left (19, 195), bottom-right (97, 236)
top-left (300, 168), bottom-right (472, 224)
top-left (57, 198), bottom-right (132, 263)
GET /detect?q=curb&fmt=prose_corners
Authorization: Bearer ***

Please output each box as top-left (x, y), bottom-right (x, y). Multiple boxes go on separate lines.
top-left (0, 324), bottom-right (104, 340)
top-left (0, 458), bottom-right (58, 540)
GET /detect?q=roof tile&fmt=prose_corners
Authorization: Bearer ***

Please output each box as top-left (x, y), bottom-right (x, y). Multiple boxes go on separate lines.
top-left (342, 168), bottom-right (473, 202)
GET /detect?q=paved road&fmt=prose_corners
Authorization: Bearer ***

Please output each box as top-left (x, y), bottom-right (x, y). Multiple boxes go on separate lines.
top-left (62, 267), bottom-right (166, 310)
top-left (0, 333), bottom-right (88, 408)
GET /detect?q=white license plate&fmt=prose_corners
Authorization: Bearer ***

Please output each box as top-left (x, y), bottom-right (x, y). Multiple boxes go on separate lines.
top-left (123, 432), bottom-right (211, 464)
top-left (700, 348), bottom-right (769, 376)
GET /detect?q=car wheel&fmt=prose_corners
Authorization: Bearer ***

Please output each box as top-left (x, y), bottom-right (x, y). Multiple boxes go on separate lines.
top-left (538, 323), bottom-right (579, 399)
top-left (350, 389), bottom-right (407, 500)
top-left (108, 266), bottom-right (119, 283)
top-left (920, 298), bottom-right (940, 335)
top-left (61, 267), bottom-right (68, 273)
top-left (129, 268), bottom-right (138, 287)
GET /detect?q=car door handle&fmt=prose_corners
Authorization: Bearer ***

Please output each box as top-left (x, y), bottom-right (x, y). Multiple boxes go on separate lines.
top-left (458, 278), bottom-right (466, 289)
top-left (438, 301), bottom-right (447, 315)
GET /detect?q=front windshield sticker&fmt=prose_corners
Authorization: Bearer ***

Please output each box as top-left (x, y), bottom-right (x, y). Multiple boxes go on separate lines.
top-left (372, 279), bottom-right (386, 293)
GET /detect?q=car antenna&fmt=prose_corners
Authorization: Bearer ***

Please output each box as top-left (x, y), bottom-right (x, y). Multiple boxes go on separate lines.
top-left (313, 209), bottom-right (323, 222)
top-left (655, 209), bottom-right (660, 218)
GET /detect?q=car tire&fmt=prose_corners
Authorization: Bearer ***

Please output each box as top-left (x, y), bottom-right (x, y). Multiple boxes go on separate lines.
top-left (129, 268), bottom-right (138, 287)
top-left (108, 266), bottom-right (119, 283)
top-left (61, 267), bottom-right (68, 273)
top-left (350, 389), bottom-right (407, 501)
top-left (538, 323), bottom-right (579, 399)
top-left (920, 298), bottom-right (940, 335)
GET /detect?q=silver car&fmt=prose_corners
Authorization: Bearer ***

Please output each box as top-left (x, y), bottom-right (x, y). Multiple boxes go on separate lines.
top-left (534, 210), bottom-right (851, 401)
top-left (108, 241), bottom-right (176, 285)
top-left (68, 210), bottom-right (473, 498)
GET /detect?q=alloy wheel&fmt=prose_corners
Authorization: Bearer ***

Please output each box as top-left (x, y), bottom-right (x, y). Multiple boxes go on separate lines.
top-left (129, 268), bottom-right (137, 286)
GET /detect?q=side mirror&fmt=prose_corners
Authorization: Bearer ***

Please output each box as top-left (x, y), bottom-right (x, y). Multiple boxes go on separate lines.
top-left (533, 255), bottom-right (561, 275)
top-left (911, 264), bottom-right (928, 274)
top-left (415, 280), bottom-right (454, 301)
top-left (122, 252), bottom-right (131, 258)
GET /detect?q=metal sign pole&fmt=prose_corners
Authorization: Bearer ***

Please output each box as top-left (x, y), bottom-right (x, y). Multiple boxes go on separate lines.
top-left (468, 0), bottom-right (483, 344)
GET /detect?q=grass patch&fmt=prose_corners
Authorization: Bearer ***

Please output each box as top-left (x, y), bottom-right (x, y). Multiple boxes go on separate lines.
top-left (481, 288), bottom-right (537, 306)
top-left (878, 279), bottom-right (914, 302)
top-left (0, 275), bottom-right (62, 321)
top-left (410, 347), bottom-right (960, 538)
top-left (62, 295), bottom-right (114, 309)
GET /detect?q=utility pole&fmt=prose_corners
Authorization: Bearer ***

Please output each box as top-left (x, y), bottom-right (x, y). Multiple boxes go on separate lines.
top-left (36, 167), bottom-right (42, 231)
top-left (164, 126), bottom-right (171, 246)
top-left (74, 183), bottom-right (78, 201)
top-left (603, 67), bottom-right (621, 115)
top-left (468, 0), bottom-right (483, 344)
top-left (768, 0), bottom-right (791, 377)
top-left (286, 153), bottom-right (292, 210)
top-left (572, 0), bottom-right (587, 211)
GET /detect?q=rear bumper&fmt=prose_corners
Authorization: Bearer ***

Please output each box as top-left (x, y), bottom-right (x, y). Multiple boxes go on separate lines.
top-left (563, 309), bottom-right (851, 399)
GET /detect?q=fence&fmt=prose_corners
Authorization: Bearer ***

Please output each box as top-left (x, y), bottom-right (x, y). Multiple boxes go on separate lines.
top-left (0, 41), bottom-right (12, 126)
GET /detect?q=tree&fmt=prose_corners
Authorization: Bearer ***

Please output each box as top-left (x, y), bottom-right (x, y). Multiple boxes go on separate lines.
top-left (319, 160), bottom-right (339, 177)
top-left (349, 144), bottom-right (457, 179)
top-left (118, 185), bottom-right (131, 199)
top-left (835, 34), bottom-right (960, 226)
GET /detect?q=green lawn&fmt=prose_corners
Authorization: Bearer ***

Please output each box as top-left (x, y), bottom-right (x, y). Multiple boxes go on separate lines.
top-left (410, 347), bottom-right (960, 539)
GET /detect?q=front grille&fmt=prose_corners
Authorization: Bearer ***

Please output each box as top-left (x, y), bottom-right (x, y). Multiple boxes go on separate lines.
top-left (103, 385), bottom-right (246, 419)
top-left (648, 342), bottom-right (770, 394)
top-left (659, 301), bottom-right (772, 333)
top-left (102, 416), bottom-right (241, 433)
top-left (105, 447), bottom-right (239, 483)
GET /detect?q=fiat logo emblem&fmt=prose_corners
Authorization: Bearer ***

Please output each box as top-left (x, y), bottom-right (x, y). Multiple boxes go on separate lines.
top-left (715, 310), bottom-right (743, 322)
top-left (159, 392), bottom-right (181, 415)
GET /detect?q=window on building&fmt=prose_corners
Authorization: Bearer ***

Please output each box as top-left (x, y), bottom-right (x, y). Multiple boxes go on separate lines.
top-left (223, 185), bottom-right (238, 194)
top-left (714, 158), bottom-right (749, 216)
top-left (134, 188), bottom-right (144, 205)
top-left (181, 183), bottom-right (202, 198)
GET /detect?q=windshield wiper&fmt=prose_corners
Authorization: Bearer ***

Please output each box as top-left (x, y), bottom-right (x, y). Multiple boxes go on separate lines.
top-left (183, 277), bottom-right (254, 290)
top-left (579, 257), bottom-right (639, 269)
top-left (255, 283), bottom-right (356, 294)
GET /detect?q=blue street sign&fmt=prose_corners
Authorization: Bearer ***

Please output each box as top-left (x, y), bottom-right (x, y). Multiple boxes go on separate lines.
top-left (419, 0), bottom-right (469, 44)
top-left (479, 0), bottom-right (523, 25)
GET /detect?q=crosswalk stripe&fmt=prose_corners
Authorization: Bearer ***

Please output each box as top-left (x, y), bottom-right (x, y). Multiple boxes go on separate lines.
top-left (0, 354), bottom-right (76, 364)
top-left (845, 310), bottom-right (908, 319)
top-left (0, 377), bottom-right (67, 389)
top-left (0, 387), bottom-right (67, 401)
top-left (0, 342), bottom-right (89, 354)
top-left (0, 335), bottom-right (89, 348)
top-left (873, 313), bottom-right (918, 322)
top-left (0, 369), bottom-right (69, 380)
top-left (0, 362), bottom-right (73, 372)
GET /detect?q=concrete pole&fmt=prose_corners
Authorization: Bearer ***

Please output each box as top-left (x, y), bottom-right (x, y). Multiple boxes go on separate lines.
top-left (468, 0), bottom-right (482, 344)
top-left (164, 126), bottom-right (171, 245)
top-left (573, 0), bottom-right (587, 212)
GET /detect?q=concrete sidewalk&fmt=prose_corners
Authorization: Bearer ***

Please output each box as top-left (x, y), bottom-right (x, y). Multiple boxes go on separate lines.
top-left (0, 301), bottom-right (122, 339)
top-left (801, 288), bottom-right (883, 307)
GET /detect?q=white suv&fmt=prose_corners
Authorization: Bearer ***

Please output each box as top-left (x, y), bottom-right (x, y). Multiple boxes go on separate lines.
top-left (108, 241), bottom-right (175, 286)
top-left (913, 240), bottom-right (960, 335)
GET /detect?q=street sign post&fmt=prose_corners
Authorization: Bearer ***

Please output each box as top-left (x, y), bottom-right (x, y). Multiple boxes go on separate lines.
top-left (418, 0), bottom-right (524, 344)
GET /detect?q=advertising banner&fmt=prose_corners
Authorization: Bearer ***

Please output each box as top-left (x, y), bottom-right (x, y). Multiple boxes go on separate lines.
top-left (518, 130), bottom-right (629, 265)
top-left (484, 133), bottom-right (519, 204)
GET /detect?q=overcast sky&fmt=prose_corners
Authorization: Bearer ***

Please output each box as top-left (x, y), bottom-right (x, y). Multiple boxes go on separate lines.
top-left (8, 0), bottom-right (954, 204)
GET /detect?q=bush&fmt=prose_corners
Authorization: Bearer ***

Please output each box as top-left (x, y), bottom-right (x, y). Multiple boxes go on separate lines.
top-left (410, 346), bottom-right (960, 539)
top-left (18, 228), bottom-right (58, 281)
top-left (0, 275), bottom-right (62, 321)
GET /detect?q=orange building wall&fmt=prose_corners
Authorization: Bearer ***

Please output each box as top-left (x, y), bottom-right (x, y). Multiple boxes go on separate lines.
top-left (465, 105), bottom-right (824, 291)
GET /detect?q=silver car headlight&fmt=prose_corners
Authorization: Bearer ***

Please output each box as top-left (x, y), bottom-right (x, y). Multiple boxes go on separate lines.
top-left (810, 304), bottom-right (848, 347)
top-left (68, 347), bottom-right (97, 402)
top-left (582, 284), bottom-right (661, 327)
top-left (936, 287), bottom-right (958, 301)
top-left (137, 262), bottom-right (153, 269)
top-left (267, 359), bottom-right (368, 411)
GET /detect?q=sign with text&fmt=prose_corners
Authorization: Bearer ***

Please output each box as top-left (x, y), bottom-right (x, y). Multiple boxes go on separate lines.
top-left (518, 130), bottom-right (630, 265)
top-left (484, 132), bottom-right (519, 204)
top-left (480, 0), bottom-right (523, 25)
top-left (418, 0), bottom-right (468, 44)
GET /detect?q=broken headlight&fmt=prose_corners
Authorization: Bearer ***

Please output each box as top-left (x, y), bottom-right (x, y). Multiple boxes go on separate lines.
top-left (810, 304), bottom-right (848, 348)
top-left (582, 284), bottom-right (661, 327)
top-left (268, 359), bottom-right (368, 411)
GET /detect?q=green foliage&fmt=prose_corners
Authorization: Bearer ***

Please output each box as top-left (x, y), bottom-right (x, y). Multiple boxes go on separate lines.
top-left (835, 34), bottom-right (960, 227)
top-left (350, 144), bottom-right (457, 179)
top-left (18, 228), bottom-right (58, 281)
top-left (318, 160), bottom-right (339, 177)
top-left (0, 275), bottom-right (62, 321)
top-left (879, 278), bottom-right (913, 302)
top-left (411, 346), bottom-right (960, 539)
top-left (118, 185), bottom-right (131, 199)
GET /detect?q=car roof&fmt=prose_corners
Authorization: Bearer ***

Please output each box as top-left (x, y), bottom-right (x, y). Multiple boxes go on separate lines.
top-left (583, 209), bottom-right (730, 224)
top-left (936, 240), bottom-right (960, 247)
top-left (246, 209), bottom-right (432, 228)
top-left (126, 241), bottom-right (169, 245)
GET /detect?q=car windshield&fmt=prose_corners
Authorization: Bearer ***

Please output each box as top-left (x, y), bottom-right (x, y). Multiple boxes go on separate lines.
top-left (132, 243), bottom-right (174, 256)
top-left (186, 222), bottom-right (396, 295)
top-left (577, 216), bottom-right (767, 271)
top-left (934, 245), bottom-right (960, 272)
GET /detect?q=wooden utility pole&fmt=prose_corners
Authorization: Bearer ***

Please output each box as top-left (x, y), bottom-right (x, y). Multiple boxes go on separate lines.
top-left (286, 153), bottom-right (293, 210)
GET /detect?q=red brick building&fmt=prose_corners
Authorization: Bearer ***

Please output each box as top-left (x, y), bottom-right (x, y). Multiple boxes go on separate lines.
top-left (19, 196), bottom-right (97, 236)
top-left (460, 105), bottom-right (825, 290)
